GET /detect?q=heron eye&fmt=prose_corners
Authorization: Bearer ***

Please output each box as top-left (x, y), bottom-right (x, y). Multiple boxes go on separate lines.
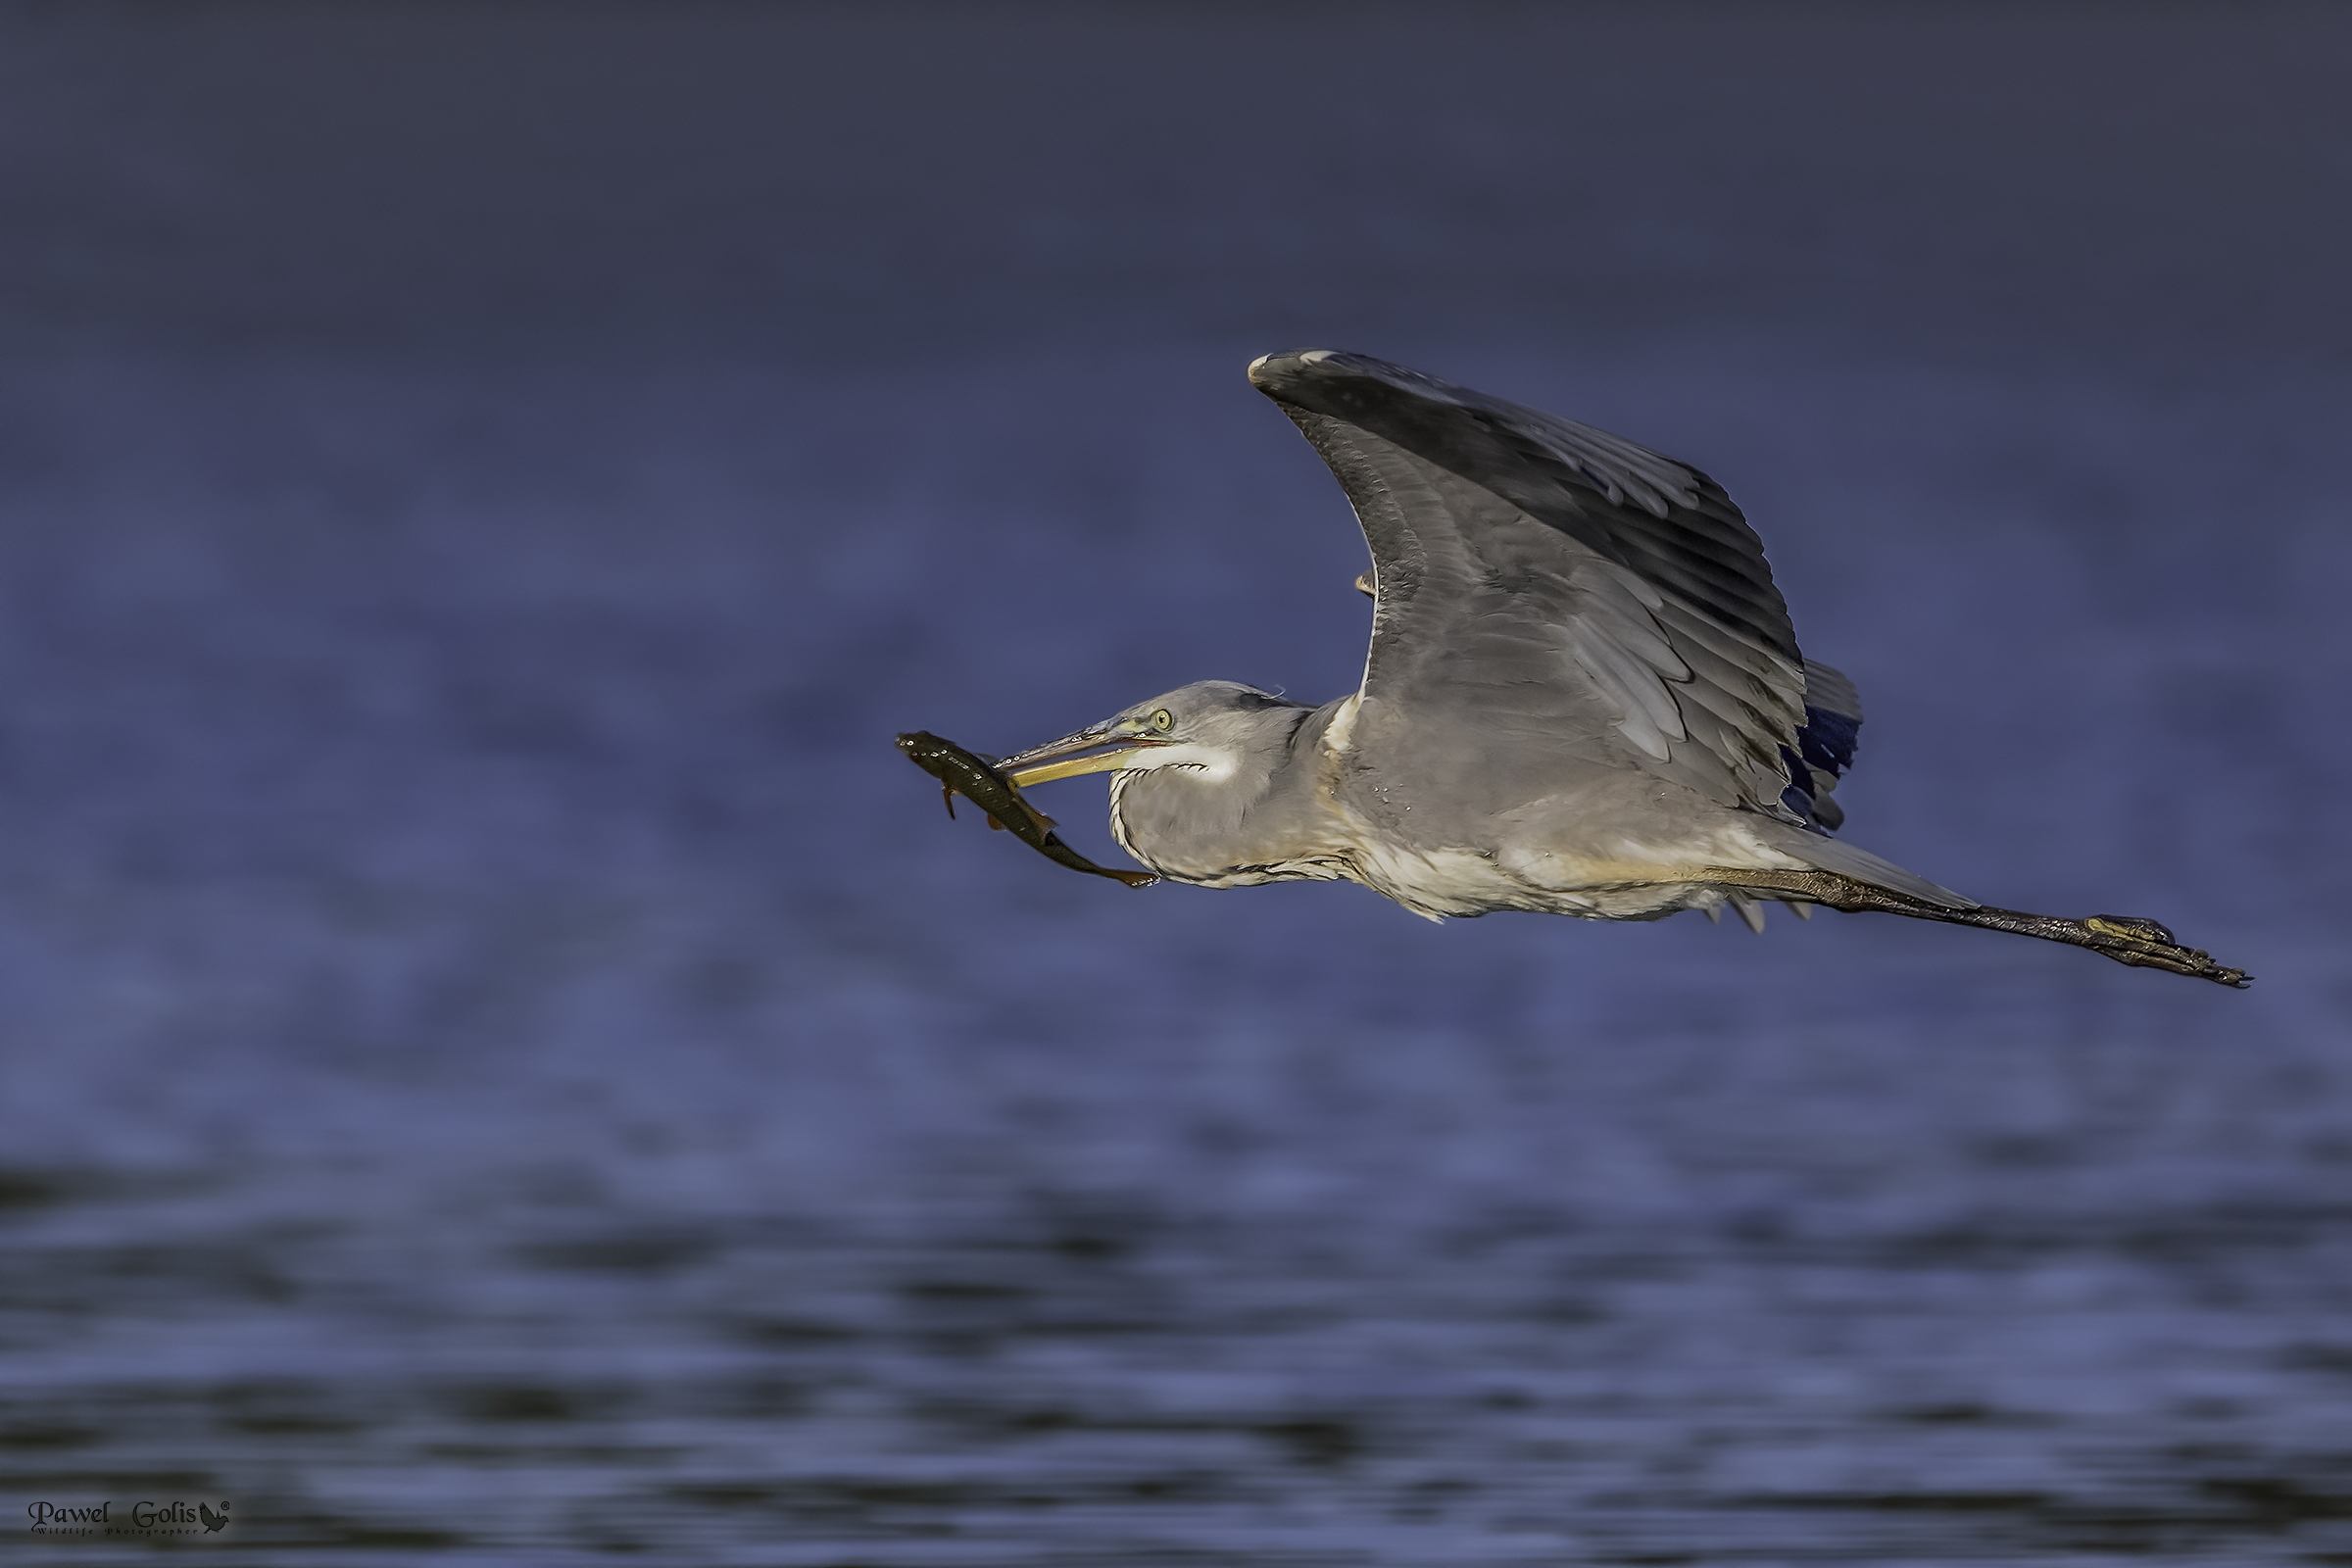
top-left (1152, 709), bottom-right (1173, 732)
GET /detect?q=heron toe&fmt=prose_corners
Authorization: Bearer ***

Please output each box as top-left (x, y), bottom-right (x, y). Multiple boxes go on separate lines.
top-left (2084, 914), bottom-right (2178, 945)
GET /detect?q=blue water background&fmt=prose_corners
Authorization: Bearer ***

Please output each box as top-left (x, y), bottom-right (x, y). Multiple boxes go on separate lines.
top-left (2, 6), bottom-right (2349, 1562)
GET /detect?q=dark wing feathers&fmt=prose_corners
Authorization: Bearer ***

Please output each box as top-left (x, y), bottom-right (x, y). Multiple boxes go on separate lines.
top-left (1251, 349), bottom-right (1848, 824)
top-left (1784, 658), bottom-right (1862, 828)
top-left (1257, 353), bottom-right (1802, 665)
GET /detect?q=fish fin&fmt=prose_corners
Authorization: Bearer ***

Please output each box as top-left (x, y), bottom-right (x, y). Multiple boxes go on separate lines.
top-left (940, 783), bottom-right (957, 820)
top-left (984, 813), bottom-right (1004, 831)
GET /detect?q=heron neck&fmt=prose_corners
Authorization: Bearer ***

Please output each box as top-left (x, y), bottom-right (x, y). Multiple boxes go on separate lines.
top-left (1108, 699), bottom-right (1348, 882)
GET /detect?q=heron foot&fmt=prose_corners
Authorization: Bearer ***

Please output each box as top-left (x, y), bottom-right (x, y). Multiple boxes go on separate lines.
top-left (2074, 913), bottom-right (2250, 987)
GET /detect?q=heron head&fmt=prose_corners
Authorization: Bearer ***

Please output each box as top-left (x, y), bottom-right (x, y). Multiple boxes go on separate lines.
top-left (1001, 681), bottom-right (1300, 787)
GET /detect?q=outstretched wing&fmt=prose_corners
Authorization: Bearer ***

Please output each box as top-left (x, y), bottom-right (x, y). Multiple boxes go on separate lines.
top-left (1250, 348), bottom-right (1834, 822)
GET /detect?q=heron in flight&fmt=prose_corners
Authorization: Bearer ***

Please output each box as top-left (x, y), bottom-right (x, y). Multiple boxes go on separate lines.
top-left (995, 351), bottom-right (2248, 986)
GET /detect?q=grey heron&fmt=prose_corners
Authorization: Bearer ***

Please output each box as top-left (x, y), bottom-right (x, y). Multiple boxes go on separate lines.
top-left (995, 350), bottom-right (2248, 987)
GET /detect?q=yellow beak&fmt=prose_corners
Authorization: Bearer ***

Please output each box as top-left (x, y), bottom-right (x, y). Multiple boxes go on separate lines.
top-left (1007, 748), bottom-right (1157, 786)
top-left (998, 724), bottom-right (1167, 787)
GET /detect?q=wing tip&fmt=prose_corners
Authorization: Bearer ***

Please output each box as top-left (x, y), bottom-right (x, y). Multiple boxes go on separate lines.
top-left (1250, 348), bottom-right (1456, 407)
top-left (1250, 347), bottom-right (1351, 395)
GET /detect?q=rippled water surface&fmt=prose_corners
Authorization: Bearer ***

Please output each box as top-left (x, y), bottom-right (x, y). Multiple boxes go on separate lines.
top-left (3, 6), bottom-right (2349, 1563)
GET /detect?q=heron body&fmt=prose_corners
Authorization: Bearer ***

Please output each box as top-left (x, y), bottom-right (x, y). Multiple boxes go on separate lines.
top-left (995, 351), bottom-right (2249, 984)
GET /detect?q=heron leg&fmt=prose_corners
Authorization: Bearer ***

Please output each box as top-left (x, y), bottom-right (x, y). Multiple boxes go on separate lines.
top-left (1698, 868), bottom-right (2252, 988)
